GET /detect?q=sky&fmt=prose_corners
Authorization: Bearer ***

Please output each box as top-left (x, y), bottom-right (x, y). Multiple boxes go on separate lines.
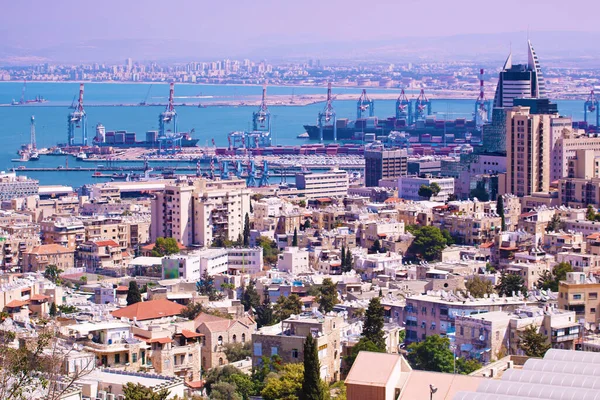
top-left (2, 0), bottom-right (600, 62)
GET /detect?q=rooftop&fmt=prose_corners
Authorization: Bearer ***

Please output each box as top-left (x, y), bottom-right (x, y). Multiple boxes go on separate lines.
top-left (111, 299), bottom-right (185, 321)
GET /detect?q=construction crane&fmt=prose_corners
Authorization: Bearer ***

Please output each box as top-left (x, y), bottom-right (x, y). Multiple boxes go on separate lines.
top-left (584, 89), bottom-right (599, 129)
top-left (357, 89), bottom-right (375, 119)
top-left (67, 83), bottom-right (87, 146)
top-left (395, 89), bottom-right (412, 123)
top-left (318, 82), bottom-right (337, 142)
top-left (414, 89), bottom-right (431, 122)
top-left (139, 84), bottom-right (153, 106)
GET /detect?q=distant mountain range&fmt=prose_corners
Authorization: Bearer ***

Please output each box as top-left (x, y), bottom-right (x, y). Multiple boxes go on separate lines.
top-left (2, 31), bottom-right (600, 67)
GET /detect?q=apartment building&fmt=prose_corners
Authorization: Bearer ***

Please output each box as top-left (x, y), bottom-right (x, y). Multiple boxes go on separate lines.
top-left (295, 168), bottom-right (349, 199)
top-left (40, 216), bottom-right (85, 248)
top-left (23, 244), bottom-right (75, 272)
top-left (505, 249), bottom-right (555, 290)
top-left (364, 148), bottom-right (408, 187)
top-left (76, 239), bottom-right (124, 274)
top-left (151, 178), bottom-right (251, 247)
top-left (558, 272), bottom-right (600, 325)
top-left (354, 252), bottom-right (404, 279)
top-left (397, 176), bottom-right (454, 201)
top-left (252, 314), bottom-right (343, 382)
top-left (278, 246), bottom-right (310, 274)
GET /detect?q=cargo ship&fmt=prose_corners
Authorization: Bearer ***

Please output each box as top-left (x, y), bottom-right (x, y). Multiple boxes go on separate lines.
top-left (92, 124), bottom-right (198, 148)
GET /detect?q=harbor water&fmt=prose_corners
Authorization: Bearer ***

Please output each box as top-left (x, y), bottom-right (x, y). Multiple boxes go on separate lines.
top-left (0, 82), bottom-right (591, 187)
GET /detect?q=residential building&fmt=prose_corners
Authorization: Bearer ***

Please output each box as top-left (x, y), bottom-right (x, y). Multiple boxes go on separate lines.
top-left (278, 247), bottom-right (310, 274)
top-left (364, 148), bottom-right (408, 187)
top-left (194, 312), bottom-right (256, 370)
top-left (76, 239), bottom-right (124, 274)
top-left (354, 252), bottom-right (404, 279)
top-left (252, 314), bottom-right (343, 382)
top-left (40, 216), bottom-right (85, 248)
top-left (558, 272), bottom-right (600, 324)
top-left (23, 244), bottom-right (75, 272)
top-left (0, 171), bottom-right (39, 201)
top-left (295, 168), bottom-right (349, 199)
top-left (505, 249), bottom-right (555, 290)
top-left (397, 176), bottom-right (454, 201)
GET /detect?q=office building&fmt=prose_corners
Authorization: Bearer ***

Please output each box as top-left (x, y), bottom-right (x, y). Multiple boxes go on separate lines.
top-left (295, 168), bottom-right (349, 199)
top-left (397, 176), bottom-right (454, 201)
top-left (364, 148), bottom-right (408, 187)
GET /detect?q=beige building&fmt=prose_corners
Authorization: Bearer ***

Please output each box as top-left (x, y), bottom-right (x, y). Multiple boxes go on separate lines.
top-left (558, 271), bottom-right (600, 325)
top-left (504, 106), bottom-right (552, 197)
top-left (151, 178), bottom-right (251, 247)
top-left (194, 312), bottom-right (256, 370)
top-left (252, 314), bottom-right (343, 382)
top-left (40, 216), bottom-right (85, 249)
top-left (23, 244), bottom-right (75, 272)
top-left (76, 239), bottom-right (124, 274)
top-left (295, 168), bottom-right (349, 199)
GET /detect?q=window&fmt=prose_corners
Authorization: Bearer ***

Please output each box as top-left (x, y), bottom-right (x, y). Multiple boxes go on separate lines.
top-left (460, 326), bottom-right (464, 336)
top-left (271, 347), bottom-right (278, 356)
top-left (292, 348), bottom-right (299, 359)
top-left (573, 294), bottom-right (582, 300)
top-left (254, 343), bottom-right (262, 356)
top-left (218, 335), bottom-right (223, 346)
top-left (232, 334), bottom-right (237, 343)
top-left (114, 354), bottom-right (120, 364)
top-left (592, 308), bottom-right (596, 313)
top-left (132, 353), bottom-right (138, 363)
top-left (590, 293), bottom-right (598, 300)
top-left (219, 357), bottom-right (224, 366)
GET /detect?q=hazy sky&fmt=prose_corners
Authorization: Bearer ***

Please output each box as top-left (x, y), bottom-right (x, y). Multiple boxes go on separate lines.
top-left (4, 0), bottom-right (598, 49)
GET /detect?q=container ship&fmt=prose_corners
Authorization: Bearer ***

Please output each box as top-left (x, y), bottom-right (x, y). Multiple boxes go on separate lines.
top-left (92, 124), bottom-right (198, 148)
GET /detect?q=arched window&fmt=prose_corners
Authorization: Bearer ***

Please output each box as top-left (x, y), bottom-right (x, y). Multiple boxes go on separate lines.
top-left (219, 357), bottom-right (224, 366)
top-left (232, 334), bottom-right (237, 343)
top-left (242, 333), bottom-right (246, 343)
top-left (218, 336), bottom-right (223, 346)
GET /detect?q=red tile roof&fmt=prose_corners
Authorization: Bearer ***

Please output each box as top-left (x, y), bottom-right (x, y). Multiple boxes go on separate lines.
top-left (5, 299), bottom-right (28, 308)
top-left (27, 244), bottom-right (74, 255)
top-left (186, 380), bottom-right (204, 389)
top-left (180, 329), bottom-right (204, 339)
top-left (93, 240), bottom-right (119, 247)
top-left (116, 286), bottom-right (129, 292)
top-left (111, 299), bottom-right (185, 321)
top-left (29, 294), bottom-right (49, 301)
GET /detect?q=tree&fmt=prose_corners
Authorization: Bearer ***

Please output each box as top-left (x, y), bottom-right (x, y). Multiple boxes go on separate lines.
top-left (441, 229), bottom-right (454, 246)
top-left (407, 225), bottom-right (448, 261)
top-left (301, 334), bottom-right (326, 400)
top-left (211, 382), bottom-right (243, 400)
top-left (418, 184), bottom-right (434, 199)
top-left (79, 275), bottom-right (88, 285)
top-left (465, 275), bottom-right (495, 298)
top-left (519, 324), bottom-right (551, 358)
top-left (537, 262), bottom-right (572, 292)
top-left (362, 297), bottom-right (386, 351)
top-left (123, 382), bottom-right (169, 400)
top-left (340, 246), bottom-right (346, 270)
top-left (261, 363), bottom-right (304, 400)
top-left (205, 364), bottom-right (255, 397)
top-left (546, 213), bottom-right (564, 233)
top-left (495, 272), bottom-right (526, 297)
top-left (343, 338), bottom-right (383, 375)
top-left (49, 302), bottom-right (57, 317)
top-left (241, 280), bottom-right (261, 312)
top-left (223, 342), bottom-right (252, 363)
top-left (587, 205), bottom-right (596, 221)
top-left (151, 237), bottom-right (180, 257)
top-left (43, 264), bottom-right (63, 284)
top-left (197, 271), bottom-right (224, 301)
top-left (303, 219), bottom-right (311, 230)
top-left (345, 250), bottom-right (353, 272)
top-left (447, 193), bottom-right (458, 202)
top-left (497, 195), bottom-right (506, 231)
top-left (181, 302), bottom-right (203, 320)
top-left (455, 357), bottom-right (482, 375)
top-left (406, 334), bottom-right (454, 373)
top-left (256, 293), bottom-right (276, 328)
top-left (292, 227), bottom-right (298, 247)
top-left (430, 182), bottom-right (441, 196)
top-left (317, 278), bottom-right (339, 313)
top-left (126, 281), bottom-right (142, 305)
top-left (470, 181), bottom-right (490, 201)
top-left (243, 213), bottom-right (251, 246)
top-left (274, 294), bottom-right (303, 321)
top-left (258, 236), bottom-right (280, 266)
top-left (370, 239), bottom-right (382, 254)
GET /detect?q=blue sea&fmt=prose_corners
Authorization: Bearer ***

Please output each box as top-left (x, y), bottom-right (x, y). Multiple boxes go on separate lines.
top-left (0, 82), bottom-right (590, 188)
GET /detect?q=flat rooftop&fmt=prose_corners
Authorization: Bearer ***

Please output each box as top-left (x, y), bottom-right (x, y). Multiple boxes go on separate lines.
top-left (84, 369), bottom-right (173, 388)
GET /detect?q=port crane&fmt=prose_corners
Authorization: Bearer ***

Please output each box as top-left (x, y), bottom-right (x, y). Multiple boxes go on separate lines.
top-left (584, 89), bottom-right (599, 129)
top-left (252, 84), bottom-right (271, 131)
top-left (414, 89), bottom-right (431, 122)
top-left (396, 89), bottom-right (412, 124)
top-left (157, 83), bottom-right (180, 153)
top-left (357, 89), bottom-right (375, 119)
top-left (67, 83), bottom-right (88, 146)
top-left (318, 82), bottom-right (337, 142)
top-left (139, 84), bottom-right (153, 106)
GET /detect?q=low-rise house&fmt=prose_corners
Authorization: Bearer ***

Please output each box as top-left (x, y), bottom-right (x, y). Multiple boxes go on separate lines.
top-left (23, 244), bottom-right (75, 272)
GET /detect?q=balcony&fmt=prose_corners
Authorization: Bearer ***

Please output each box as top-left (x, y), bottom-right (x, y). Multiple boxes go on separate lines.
top-left (553, 333), bottom-right (579, 343)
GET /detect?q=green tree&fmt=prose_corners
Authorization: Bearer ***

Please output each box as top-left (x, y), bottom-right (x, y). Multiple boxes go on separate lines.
top-left (455, 357), bottom-right (482, 375)
top-left (223, 342), bottom-right (252, 363)
top-left (205, 364), bottom-right (254, 397)
top-left (241, 280), bottom-right (261, 312)
top-left (211, 382), bottom-right (243, 400)
top-left (586, 205), bottom-right (596, 221)
top-left (244, 213), bottom-right (251, 246)
top-left (126, 281), bottom-right (142, 305)
top-left (79, 275), bottom-right (88, 285)
top-left (406, 334), bottom-right (454, 373)
top-left (362, 297), bottom-right (386, 351)
top-left (345, 250), bottom-right (353, 272)
top-left (151, 237), bottom-right (180, 257)
top-left (343, 338), bottom-right (383, 375)
top-left (49, 302), bottom-right (57, 317)
top-left (519, 324), bottom-right (551, 357)
top-left (495, 272), bottom-right (527, 296)
top-left (43, 264), bottom-right (63, 284)
top-left (123, 382), bottom-right (169, 400)
top-left (430, 182), bottom-right (441, 196)
top-left (497, 195), bottom-right (506, 231)
top-left (370, 239), bottom-right (382, 254)
top-left (292, 227), bottom-right (298, 247)
top-left (261, 363), bottom-right (304, 400)
top-left (258, 236), bottom-right (280, 265)
top-left (418, 184), bottom-right (434, 199)
top-left (303, 219), bottom-right (312, 230)
top-left (407, 225), bottom-right (448, 261)
top-left (546, 213), bottom-right (564, 233)
top-left (256, 293), bottom-right (276, 328)
top-left (197, 271), bottom-right (224, 301)
top-left (301, 334), bottom-right (326, 400)
top-left (317, 278), bottom-right (339, 313)
top-left (470, 181), bottom-right (490, 201)
top-left (274, 294), bottom-right (303, 321)
top-left (465, 275), bottom-right (495, 298)
top-left (537, 262), bottom-right (572, 292)
top-left (340, 246), bottom-right (346, 270)
top-left (181, 302), bottom-right (203, 320)
top-left (441, 229), bottom-right (454, 246)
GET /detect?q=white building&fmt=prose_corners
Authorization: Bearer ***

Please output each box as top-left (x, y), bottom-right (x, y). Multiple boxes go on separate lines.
top-left (354, 252), bottom-right (404, 279)
top-left (277, 247), bottom-right (310, 274)
top-left (397, 176), bottom-right (454, 201)
top-left (227, 248), bottom-right (264, 274)
top-left (295, 168), bottom-right (349, 199)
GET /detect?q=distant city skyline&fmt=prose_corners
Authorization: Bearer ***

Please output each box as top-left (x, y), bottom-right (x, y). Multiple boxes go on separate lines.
top-left (2, 0), bottom-right (600, 64)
